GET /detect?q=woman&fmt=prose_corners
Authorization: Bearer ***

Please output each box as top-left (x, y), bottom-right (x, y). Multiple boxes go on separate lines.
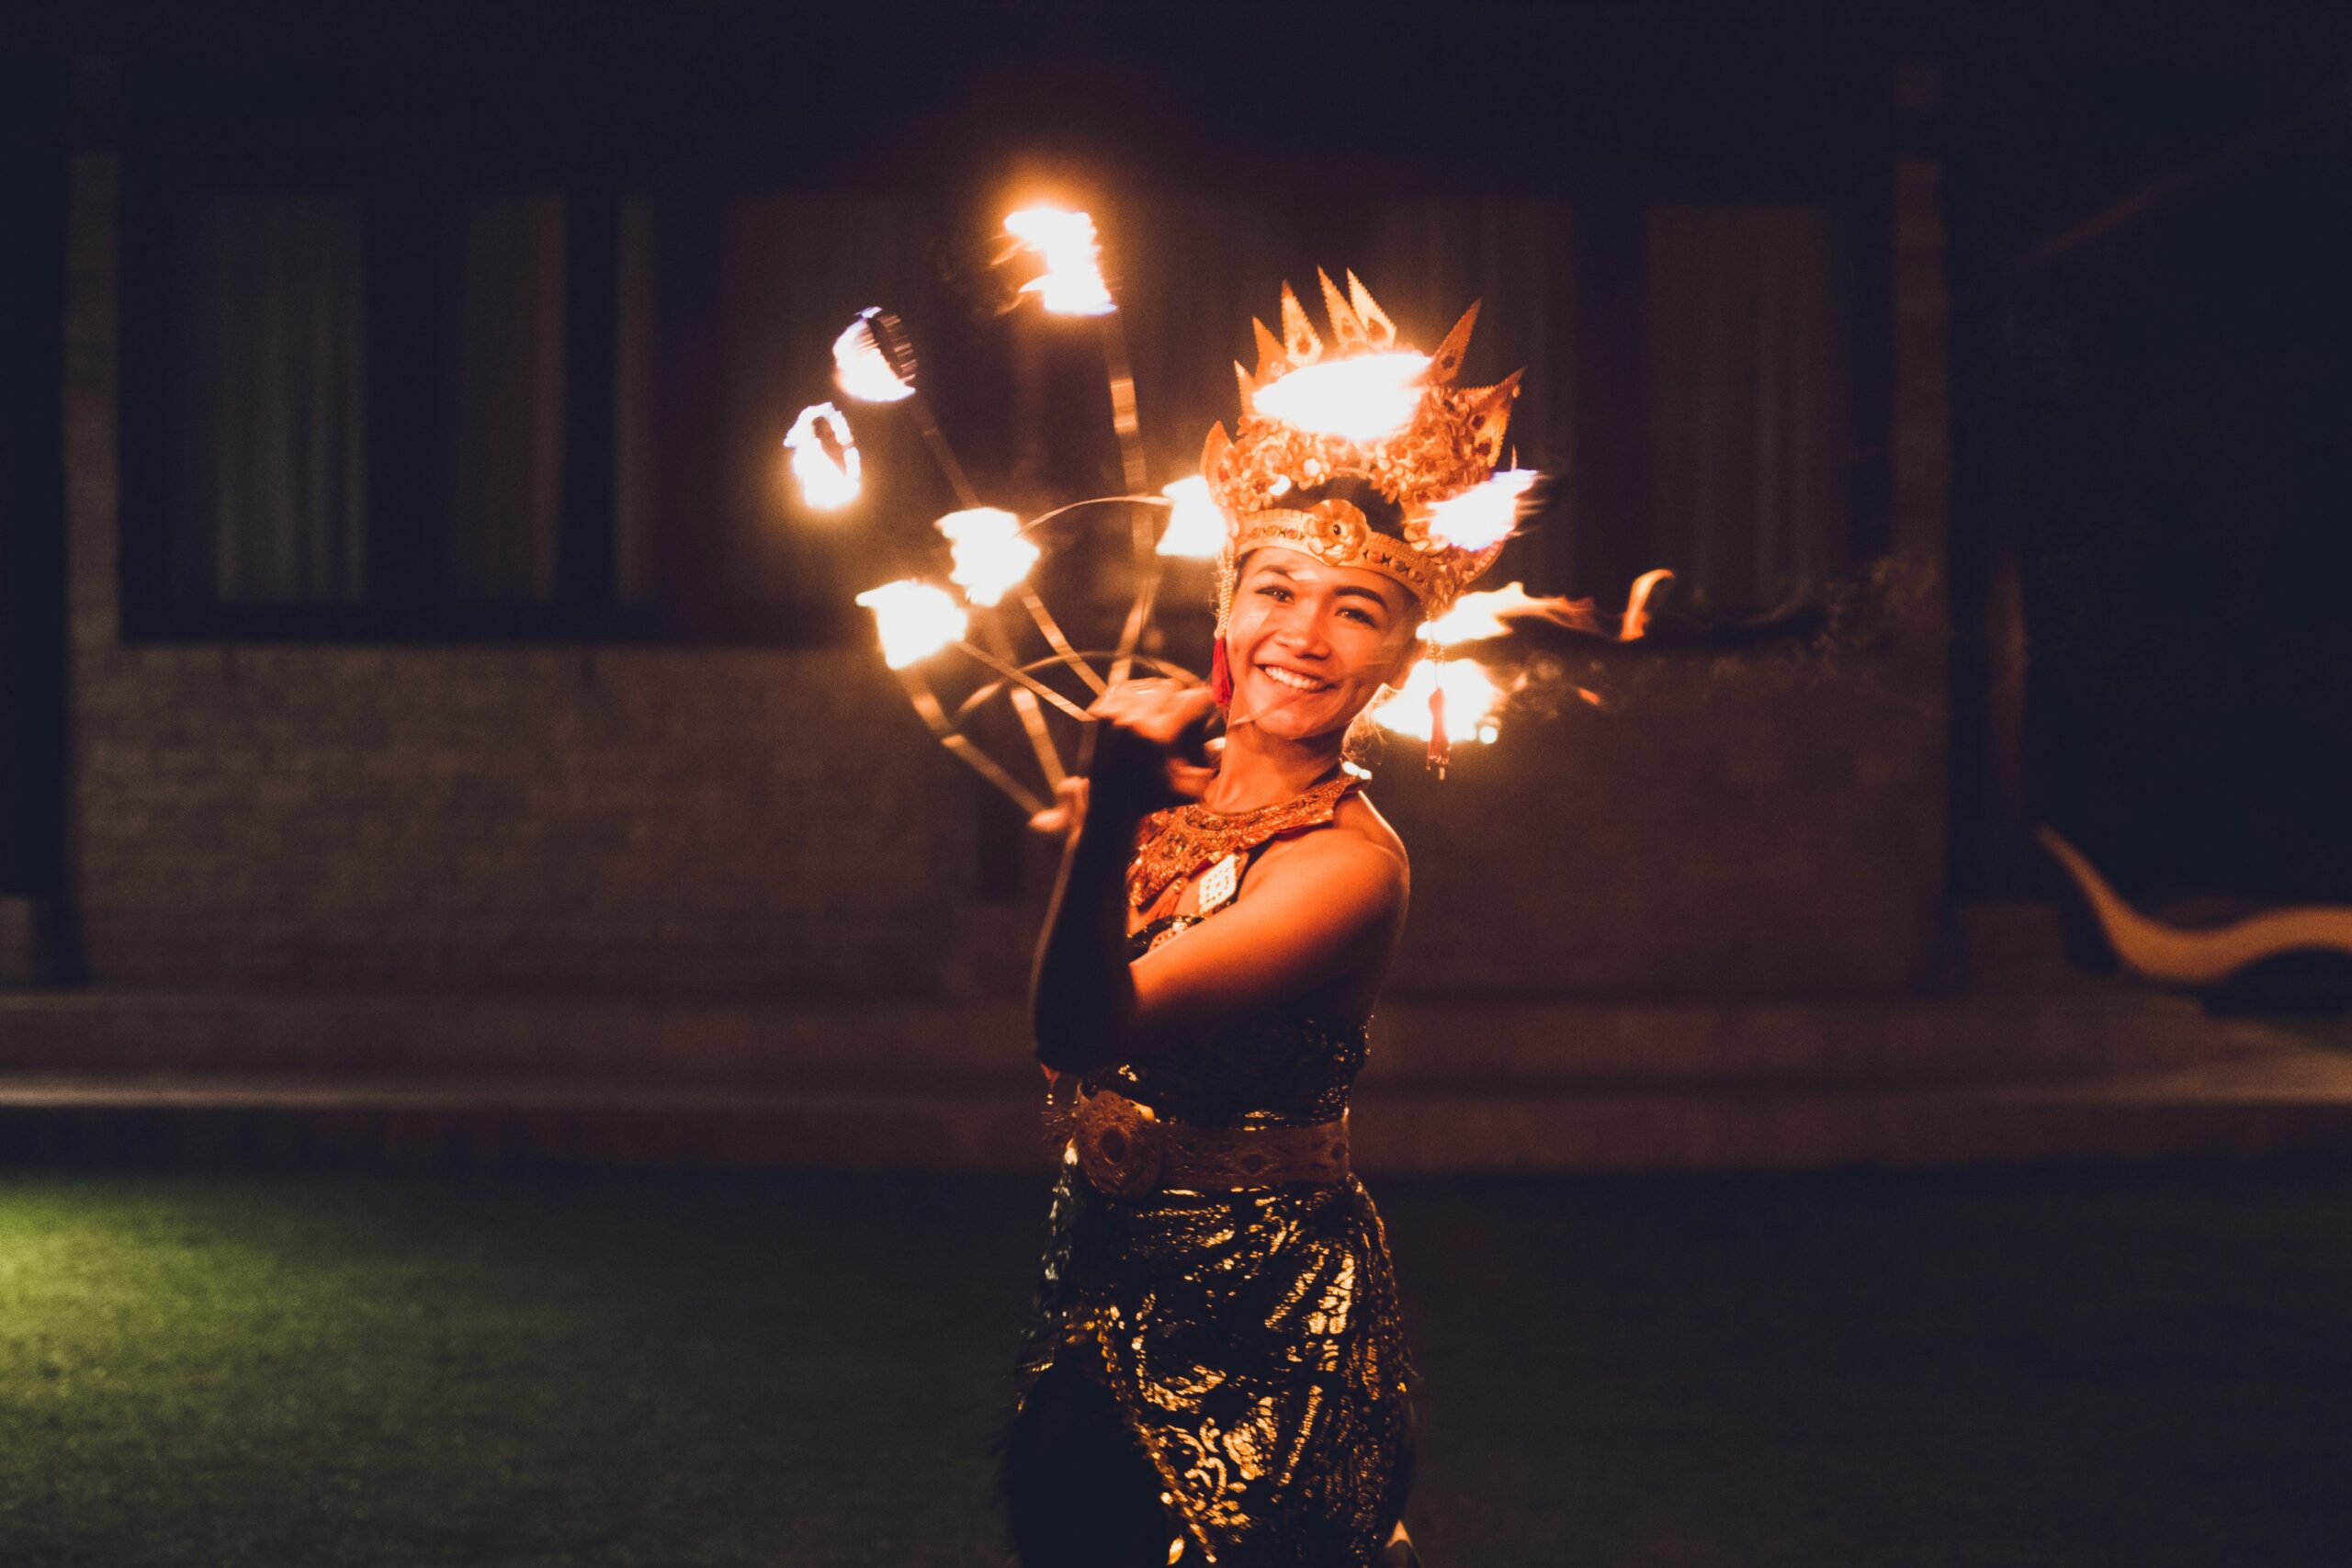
top-left (999, 273), bottom-right (1522, 1568)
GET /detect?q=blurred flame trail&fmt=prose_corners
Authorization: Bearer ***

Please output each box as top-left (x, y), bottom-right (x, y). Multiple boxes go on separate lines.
top-left (1622, 569), bottom-right (1674, 641)
top-left (1421, 574), bottom-right (1677, 647)
top-left (1420, 581), bottom-right (1582, 647)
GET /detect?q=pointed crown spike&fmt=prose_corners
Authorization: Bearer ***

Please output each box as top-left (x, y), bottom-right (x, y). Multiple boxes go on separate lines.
top-left (1317, 268), bottom-right (1368, 354)
top-left (1278, 283), bottom-right (1322, 365)
top-left (1346, 270), bottom-right (1396, 350)
top-left (1427, 301), bottom-right (1482, 386)
top-left (1202, 420), bottom-right (1232, 476)
top-left (1251, 318), bottom-right (1288, 384)
top-left (1464, 370), bottom-right (1523, 463)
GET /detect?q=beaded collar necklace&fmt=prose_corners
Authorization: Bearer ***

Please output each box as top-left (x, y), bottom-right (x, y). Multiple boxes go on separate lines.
top-left (1125, 773), bottom-right (1356, 912)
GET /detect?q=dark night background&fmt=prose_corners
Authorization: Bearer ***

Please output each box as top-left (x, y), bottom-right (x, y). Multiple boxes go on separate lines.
top-left (1, 6), bottom-right (2350, 1566)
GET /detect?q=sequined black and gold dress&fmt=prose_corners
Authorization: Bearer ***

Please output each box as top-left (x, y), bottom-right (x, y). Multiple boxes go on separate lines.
top-left (1001, 779), bottom-right (1417, 1568)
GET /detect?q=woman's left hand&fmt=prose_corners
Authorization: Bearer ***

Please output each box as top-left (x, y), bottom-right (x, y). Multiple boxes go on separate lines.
top-left (1083, 678), bottom-right (1220, 826)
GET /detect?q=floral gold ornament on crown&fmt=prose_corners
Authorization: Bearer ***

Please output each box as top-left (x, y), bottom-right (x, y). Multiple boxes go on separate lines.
top-left (1203, 269), bottom-right (1531, 635)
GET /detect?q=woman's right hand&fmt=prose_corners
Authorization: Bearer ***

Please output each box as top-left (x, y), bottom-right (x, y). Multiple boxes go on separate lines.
top-left (1081, 678), bottom-right (1220, 828)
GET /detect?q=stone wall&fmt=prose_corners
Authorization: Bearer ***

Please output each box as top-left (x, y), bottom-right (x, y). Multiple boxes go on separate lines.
top-left (62, 145), bottom-right (1954, 1002)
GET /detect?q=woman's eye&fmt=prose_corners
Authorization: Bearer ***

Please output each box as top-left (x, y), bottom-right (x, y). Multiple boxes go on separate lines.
top-left (1255, 585), bottom-right (1289, 601)
top-left (1340, 607), bottom-right (1376, 626)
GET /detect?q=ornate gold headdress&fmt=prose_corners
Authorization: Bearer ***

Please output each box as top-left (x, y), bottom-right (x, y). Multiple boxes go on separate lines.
top-left (1201, 270), bottom-right (1528, 634)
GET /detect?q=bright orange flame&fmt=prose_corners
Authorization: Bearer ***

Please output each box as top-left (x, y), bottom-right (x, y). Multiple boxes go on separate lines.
top-left (936, 507), bottom-right (1039, 608)
top-left (831, 310), bottom-right (914, 402)
top-left (1622, 568), bottom-right (1674, 640)
top-left (1003, 206), bottom-right (1114, 316)
top-left (784, 402), bottom-right (861, 510)
top-left (1425, 469), bottom-right (1540, 553)
top-left (1155, 476), bottom-right (1224, 558)
top-left (1419, 581), bottom-right (1583, 647)
top-left (1373, 659), bottom-right (1505, 744)
top-left (1252, 351), bottom-right (1430, 442)
top-left (854, 580), bottom-right (967, 669)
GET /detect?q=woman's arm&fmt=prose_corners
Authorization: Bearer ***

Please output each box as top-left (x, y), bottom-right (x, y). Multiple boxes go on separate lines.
top-left (1031, 691), bottom-right (1408, 1073)
top-left (1030, 795), bottom-right (1151, 1075)
top-left (1033, 818), bottom-right (1406, 1075)
top-left (1030, 679), bottom-right (1215, 1074)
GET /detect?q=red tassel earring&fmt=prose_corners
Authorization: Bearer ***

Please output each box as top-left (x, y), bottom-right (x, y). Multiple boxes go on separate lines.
top-left (1210, 638), bottom-right (1234, 709)
top-left (1426, 678), bottom-right (1450, 778)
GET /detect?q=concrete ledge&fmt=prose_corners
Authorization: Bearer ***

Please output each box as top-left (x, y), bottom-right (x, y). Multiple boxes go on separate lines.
top-left (0, 1033), bottom-right (2346, 1171)
top-left (0, 984), bottom-right (2288, 1087)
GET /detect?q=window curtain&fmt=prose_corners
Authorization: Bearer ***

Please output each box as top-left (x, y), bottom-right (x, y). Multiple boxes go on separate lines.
top-left (627, 191), bottom-right (943, 609)
top-left (439, 193), bottom-right (568, 604)
top-left (165, 190), bottom-right (370, 605)
top-left (1645, 201), bottom-right (1858, 613)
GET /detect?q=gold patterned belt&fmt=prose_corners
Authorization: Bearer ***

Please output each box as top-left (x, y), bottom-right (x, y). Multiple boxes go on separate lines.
top-left (1066, 1086), bottom-right (1350, 1197)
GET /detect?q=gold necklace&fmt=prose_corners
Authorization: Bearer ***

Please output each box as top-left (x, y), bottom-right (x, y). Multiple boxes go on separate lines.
top-left (1125, 773), bottom-right (1355, 912)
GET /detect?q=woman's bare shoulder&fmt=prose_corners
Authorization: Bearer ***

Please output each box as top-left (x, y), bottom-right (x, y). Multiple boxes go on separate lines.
top-left (1330, 790), bottom-right (1409, 885)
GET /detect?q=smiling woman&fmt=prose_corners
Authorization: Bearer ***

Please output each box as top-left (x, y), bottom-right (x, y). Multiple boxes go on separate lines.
top-left (1226, 542), bottom-right (1419, 754)
top-left (1001, 274), bottom-right (1527, 1568)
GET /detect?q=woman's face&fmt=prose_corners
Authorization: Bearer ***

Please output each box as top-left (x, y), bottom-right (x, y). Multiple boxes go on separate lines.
top-left (1224, 547), bottom-right (1420, 740)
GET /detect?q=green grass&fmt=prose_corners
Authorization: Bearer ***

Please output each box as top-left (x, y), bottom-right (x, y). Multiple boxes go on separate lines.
top-left (2, 1164), bottom-right (2347, 1566)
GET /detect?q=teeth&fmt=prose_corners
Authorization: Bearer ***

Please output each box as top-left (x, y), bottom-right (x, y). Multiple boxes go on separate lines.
top-left (1259, 665), bottom-right (1331, 692)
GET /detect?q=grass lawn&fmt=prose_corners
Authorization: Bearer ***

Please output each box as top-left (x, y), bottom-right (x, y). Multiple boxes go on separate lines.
top-left (2, 1162), bottom-right (2347, 1566)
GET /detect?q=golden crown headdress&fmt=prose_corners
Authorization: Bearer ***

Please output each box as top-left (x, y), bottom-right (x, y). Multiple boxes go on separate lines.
top-left (1202, 269), bottom-right (1528, 632)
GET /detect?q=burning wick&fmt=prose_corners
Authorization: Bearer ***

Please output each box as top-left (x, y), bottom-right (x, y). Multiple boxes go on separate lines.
top-left (1424, 469), bottom-right (1541, 553)
top-left (1155, 477), bottom-right (1224, 559)
top-left (831, 309), bottom-right (916, 402)
top-left (1003, 206), bottom-right (1115, 317)
top-left (854, 580), bottom-right (965, 669)
top-left (936, 507), bottom-right (1040, 608)
top-left (784, 402), bottom-right (861, 510)
top-left (1373, 660), bottom-right (1506, 747)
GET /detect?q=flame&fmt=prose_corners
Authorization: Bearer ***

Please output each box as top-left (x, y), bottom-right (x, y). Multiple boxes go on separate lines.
top-left (831, 310), bottom-right (914, 402)
top-left (1425, 468), bottom-right (1540, 553)
top-left (1622, 568), bottom-right (1674, 640)
top-left (784, 401), bottom-right (861, 510)
top-left (1373, 659), bottom-right (1506, 744)
top-left (1251, 351), bottom-right (1430, 442)
top-left (1003, 206), bottom-right (1115, 316)
top-left (1419, 580), bottom-right (1589, 647)
top-left (1156, 476), bottom-right (1225, 558)
top-left (854, 580), bottom-right (967, 669)
top-left (935, 507), bottom-right (1040, 608)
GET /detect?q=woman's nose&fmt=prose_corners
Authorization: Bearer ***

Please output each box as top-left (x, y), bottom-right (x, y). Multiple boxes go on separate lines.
top-left (1271, 611), bottom-right (1329, 657)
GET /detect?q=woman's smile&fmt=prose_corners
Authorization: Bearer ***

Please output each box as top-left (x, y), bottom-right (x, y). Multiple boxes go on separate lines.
top-left (1256, 663), bottom-right (1336, 694)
